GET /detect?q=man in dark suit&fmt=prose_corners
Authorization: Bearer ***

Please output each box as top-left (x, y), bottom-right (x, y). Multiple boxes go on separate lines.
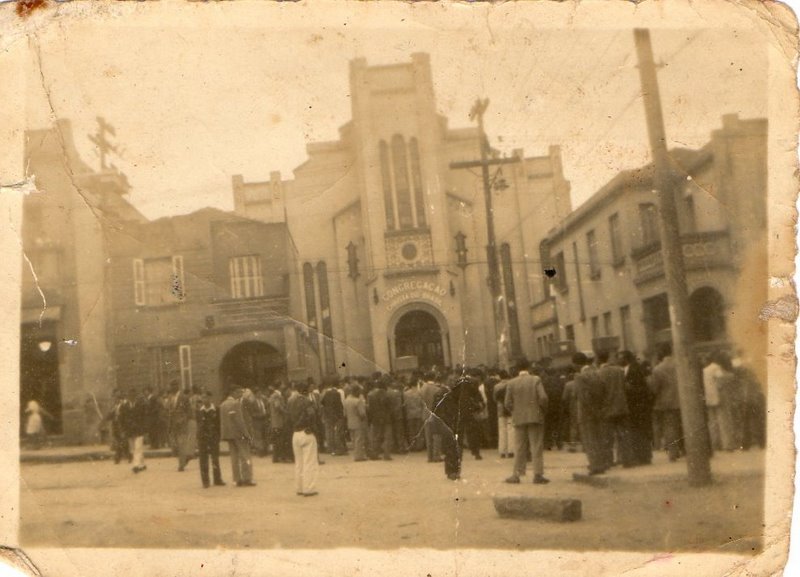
top-left (432, 375), bottom-right (471, 481)
top-left (366, 377), bottom-right (393, 461)
top-left (596, 350), bottom-right (634, 468)
top-left (122, 388), bottom-right (148, 474)
top-left (504, 362), bottom-right (550, 484)
top-left (321, 379), bottom-right (347, 456)
top-left (144, 387), bottom-right (162, 449)
top-left (618, 350), bottom-right (653, 465)
top-left (196, 390), bottom-right (225, 488)
top-left (649, 343), bottom-right (683, 462)
top-left (270, 383), bottom-right (292, 463)
top-left (573, 353), bottom-right (609, 475)
top-left (220, 386), bottom-right (256, 487)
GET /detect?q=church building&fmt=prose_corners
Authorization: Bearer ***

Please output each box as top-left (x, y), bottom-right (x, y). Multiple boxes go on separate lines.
top-left (232, 53), bottom-right (571, 377)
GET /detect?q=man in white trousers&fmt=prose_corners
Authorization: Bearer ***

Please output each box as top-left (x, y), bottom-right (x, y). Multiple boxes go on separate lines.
top-left (492, 372), bottom-right (514, 459)
top-left (288, 382), bottom-right (320, 497)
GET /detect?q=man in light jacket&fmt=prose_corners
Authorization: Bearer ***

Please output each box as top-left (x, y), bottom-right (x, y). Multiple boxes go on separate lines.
top-left (220, 386), bottom-right (256, 487)
top-left (504, 361), bottom-right (550, 484)
top-left (343, 384), bottom-right (368, 461)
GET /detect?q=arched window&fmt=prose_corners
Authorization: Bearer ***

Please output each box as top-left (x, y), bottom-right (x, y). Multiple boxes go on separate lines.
top-left (316, 261), bottom-right (335, 374)
top-left (409, 138), bottom-right (426, 227)
top-left (690, 287), bottom-right (726, 342)
top-left (379, 140), bottom-right (395, 230)
top-left (500, 243), bottom-right (522, 359)
top-left (391, 134), bottom-right (414, 229)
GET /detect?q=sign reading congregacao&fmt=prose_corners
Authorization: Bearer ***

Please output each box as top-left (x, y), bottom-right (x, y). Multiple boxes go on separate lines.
top-left (382, 280), bottom-right (447, 312)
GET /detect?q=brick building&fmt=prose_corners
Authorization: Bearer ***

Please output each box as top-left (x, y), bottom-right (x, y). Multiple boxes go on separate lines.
top-left (107, 209), bottom-right (313, 400)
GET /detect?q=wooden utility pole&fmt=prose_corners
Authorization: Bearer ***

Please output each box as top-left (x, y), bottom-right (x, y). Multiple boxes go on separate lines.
top-left (634, 28), bottom-right (712, 487)
top-left (450, 99), bottom-right (519, 370)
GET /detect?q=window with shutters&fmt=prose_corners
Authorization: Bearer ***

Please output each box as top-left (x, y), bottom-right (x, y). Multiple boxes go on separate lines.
top-left (151, 344), bottom-right (191, 389)
top-left (229, 255), bottom-right (264, 299)
top-left (179, 345), bottom-right (192, 389)
top-left (133, 255), bottom-right (185, 306)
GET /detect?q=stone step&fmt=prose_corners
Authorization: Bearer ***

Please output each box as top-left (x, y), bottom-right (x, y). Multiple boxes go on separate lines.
top-left (493, 494), bottom-right (582, 522)
top-left (572, 472), bottom-right (619, 488)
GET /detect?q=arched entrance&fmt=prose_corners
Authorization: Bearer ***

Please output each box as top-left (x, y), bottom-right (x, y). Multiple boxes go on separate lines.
top-left (19, 322), bottom-right (61, 435)
top-left (690, 286), bottom-right (726, 342)
top-left (394, 309), bottom-right (445, 370)
top-left (219, 341), bottom-right (286, 391)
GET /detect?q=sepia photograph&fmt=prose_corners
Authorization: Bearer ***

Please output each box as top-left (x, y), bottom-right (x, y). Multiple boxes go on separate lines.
top-left (0, 1), bottom-right (796, 576)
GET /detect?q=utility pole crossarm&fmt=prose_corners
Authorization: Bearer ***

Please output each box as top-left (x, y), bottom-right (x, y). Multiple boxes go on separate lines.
top-left (449, 157), bottom-right (520, 170)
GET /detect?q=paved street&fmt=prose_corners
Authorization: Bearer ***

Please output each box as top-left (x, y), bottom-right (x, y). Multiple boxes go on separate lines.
top-left (20, 447), bottom-right (764, 552)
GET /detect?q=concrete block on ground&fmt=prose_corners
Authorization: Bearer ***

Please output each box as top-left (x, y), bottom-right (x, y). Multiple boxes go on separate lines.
top-left (493, 494), bottom-right (582, 522)
top-left (572, 472), bottom-right (617, 488)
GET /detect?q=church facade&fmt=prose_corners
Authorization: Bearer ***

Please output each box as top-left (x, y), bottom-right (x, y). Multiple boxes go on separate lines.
top-left (232, 53), bottom-right (571, 377)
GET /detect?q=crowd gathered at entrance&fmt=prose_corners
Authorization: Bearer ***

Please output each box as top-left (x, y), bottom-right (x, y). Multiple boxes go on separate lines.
top-left (99, 343), bottom-right (765, 495)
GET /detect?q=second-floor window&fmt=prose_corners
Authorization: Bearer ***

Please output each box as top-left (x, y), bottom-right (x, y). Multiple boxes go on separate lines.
top-left (552, 251), bottom-right (567, 293)
top-left (639, 203), bottom-right (659, 246)
top-left (133, 255), bottom-right (184, 306)
top-left (229, 255), bottom-right (264, 299)
top-left (608, 212), bottom-right (623, 264)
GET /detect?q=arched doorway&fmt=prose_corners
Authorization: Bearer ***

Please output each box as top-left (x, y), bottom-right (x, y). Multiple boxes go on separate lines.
top-left (19, 322), bottom-right (62, 435)
top-left (219, 341), bottom-right (286, 391)
top-left (394, 309), bottom-right (445, 370)
top-left (690, 287), bottom-right (726, 342)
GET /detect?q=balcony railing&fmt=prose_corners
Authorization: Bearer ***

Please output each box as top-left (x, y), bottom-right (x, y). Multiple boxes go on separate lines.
top-left (209, 295), bottom-right (290, 331)
top-left (631, 230), bottom-right (733, 285)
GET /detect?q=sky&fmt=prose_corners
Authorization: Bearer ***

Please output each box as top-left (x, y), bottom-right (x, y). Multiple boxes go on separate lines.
top-left (20, 2), bottom-right (767, 221)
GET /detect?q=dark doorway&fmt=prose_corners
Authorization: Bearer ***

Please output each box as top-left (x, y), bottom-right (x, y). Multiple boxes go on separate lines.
top-left (20, 322), bottom-right (62, 435)
top-left (219, 341), bottom-right (286, 392)
top-left (394, 310), bottom-right (444, 370)
top-left (642, 293), bottom-right (672, 355)
top-left (690, 287), bottom-right (727, 342)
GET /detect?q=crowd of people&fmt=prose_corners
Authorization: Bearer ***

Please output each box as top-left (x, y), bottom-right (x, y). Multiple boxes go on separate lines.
top-left (99, 343), bottom-right (766, 494)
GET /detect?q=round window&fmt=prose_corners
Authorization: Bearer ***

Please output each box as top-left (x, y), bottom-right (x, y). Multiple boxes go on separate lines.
top-left (401, 242), bottom-right (418, 261)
